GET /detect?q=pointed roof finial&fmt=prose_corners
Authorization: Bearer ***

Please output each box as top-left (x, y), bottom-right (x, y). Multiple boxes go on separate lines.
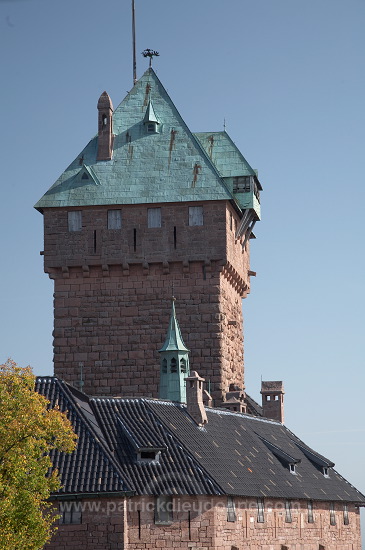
top-left (142, 48), bottom-right (160, 68)
top-left (159, 298), bottom-right (189, 353)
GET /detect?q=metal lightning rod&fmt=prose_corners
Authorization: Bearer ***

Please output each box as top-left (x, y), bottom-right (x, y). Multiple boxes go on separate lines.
top-left (132, 0), bottom-right (137, 84)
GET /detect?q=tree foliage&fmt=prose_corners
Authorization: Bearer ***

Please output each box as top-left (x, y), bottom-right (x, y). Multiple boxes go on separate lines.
top-left (0, 360), bottom-right (77, 550)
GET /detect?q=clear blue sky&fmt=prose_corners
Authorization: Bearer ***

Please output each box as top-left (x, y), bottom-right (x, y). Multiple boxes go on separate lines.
top-left (1, 0), bottom-right (364, 537)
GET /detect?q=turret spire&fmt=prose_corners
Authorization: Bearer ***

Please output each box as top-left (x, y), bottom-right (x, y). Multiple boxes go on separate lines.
top-left (159, 298), bottom-right (190, 403)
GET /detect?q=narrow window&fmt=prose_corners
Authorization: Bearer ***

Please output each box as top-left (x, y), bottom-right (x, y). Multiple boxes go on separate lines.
top-left (68, 211), bottom-right (82, 232)
top-left (133, 228), bottom-right (137, 251)
top-left (285, 500), bottom-right (292, 523)
top-left (227, 496), bottom-right (236, 522)
top-left (188, 511), bottom-right (191, 540)
top-left (154, 495), bottom-right (173, 524)
top-left (162, 358), bottom-right (167, 374)
top-left (138, 510), bottom-right (141, 539)
top-left (330, 502), bottom-right (336, 526)
top-left (93, 230), bottom-right (97, 253)
top-left (147, 122), bottom-right (157, 133)
top-left (289, 463), bottom-right (296, 475)
top-left (148, 207), bottom-right (161, 228)
top-left (180, 358), bottom-right (187, 373)
top-left (173, 226), bottom-right (177, 249)
top-left (307, 501), bottom-right (314, 523)
top-left (343, 504), bottom-right (349, 525)
top-left (140, 451), bottom-right (157, 460)
top-left (170, 358), bottom-right (177, 373)
top-left (257, 498), bottom-right (264, 523)
top-left (323, 467), bottom-right (329, 478)
top-left (108, 209), bottom-right (122, 229)
top-left (189, 206), bottom-right (203, 226)
top-left (59, 501), bottom-right (82, 524)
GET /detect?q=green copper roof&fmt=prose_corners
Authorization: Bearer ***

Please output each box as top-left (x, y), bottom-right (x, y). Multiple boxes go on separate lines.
top-left (159, 299), bottom-right (189, 353)
top-left (34, 69), bottom-right (236, 211)
top-left (143, 100), bottom-right (159, 124)
top-left (194, 131), bottom-right (258, 180)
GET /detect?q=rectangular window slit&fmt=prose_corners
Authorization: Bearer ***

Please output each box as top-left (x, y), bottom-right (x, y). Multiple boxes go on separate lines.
top-left (93, 230), bottom-right (97, 253)
top-left (174, 226), bottom-right (177, 249)
top-left (188, 510), bottom-right (191, 540)
top-left (343, 504), bottom-right (349, 525)
top-left (134, 228), bottom-right (137, 252)
top-left (285, 500), bottom-right (292, 523)
top-left (330, 502), bottom-right (336, 526)
top-left (138, 510), bottom-right (141, 538)
top-left (257, 498), bottom-right (264, 523)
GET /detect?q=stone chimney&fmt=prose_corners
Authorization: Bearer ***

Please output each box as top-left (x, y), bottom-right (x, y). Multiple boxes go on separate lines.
top-left (221, 383), bottom-right (247, 413)
top-left (185, 371), bottom-right (208, 426)
top-left (97, 91), bottom-right (114, 161)
top-left (261, 381), bottom-right (285, 423)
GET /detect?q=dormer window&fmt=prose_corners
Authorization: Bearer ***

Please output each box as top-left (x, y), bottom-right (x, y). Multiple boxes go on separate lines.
top-left (289, 463), bottom-right (297, 475)
top-left (147, 122), bottom-right (158, 133)
top-left (137, 449), bottom-right (161, 463)
top-left (323, 467), bottom-right (329, 478)
top-left (143, 100), bottom-right (160, 134)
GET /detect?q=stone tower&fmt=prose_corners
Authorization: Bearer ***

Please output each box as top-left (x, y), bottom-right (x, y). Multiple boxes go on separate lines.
top-left (35, 68), bottom-right (262, 405)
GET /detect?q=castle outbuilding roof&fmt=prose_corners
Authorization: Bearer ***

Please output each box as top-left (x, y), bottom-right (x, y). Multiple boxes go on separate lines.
top-left (36, 376), bottom-right (365, 505)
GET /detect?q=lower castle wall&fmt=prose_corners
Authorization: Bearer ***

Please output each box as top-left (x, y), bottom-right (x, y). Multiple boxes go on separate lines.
top-left (47, 496), bottom-right (362, 550)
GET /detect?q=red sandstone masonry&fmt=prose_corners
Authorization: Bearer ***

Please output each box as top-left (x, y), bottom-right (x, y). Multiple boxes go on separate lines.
top-left (43, 201), bottom-right (250, 404)
top-left (46, 496), bottom-right (362, 550)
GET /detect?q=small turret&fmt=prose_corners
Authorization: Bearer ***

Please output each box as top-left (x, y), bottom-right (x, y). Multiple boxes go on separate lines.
top-left (261, 381), bottom-right (285, 423)
top-left (97, 91), bottom-right (114, 161)
top-left (159, 298), bottom-right (190, 403)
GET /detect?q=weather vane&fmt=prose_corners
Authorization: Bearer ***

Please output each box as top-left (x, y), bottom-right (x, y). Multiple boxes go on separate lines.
top-left (142, 48), bottom-right (160, 68)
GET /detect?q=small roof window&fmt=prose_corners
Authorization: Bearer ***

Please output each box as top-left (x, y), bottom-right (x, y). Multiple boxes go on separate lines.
top-left (143, 100), bottom-right (160, 134)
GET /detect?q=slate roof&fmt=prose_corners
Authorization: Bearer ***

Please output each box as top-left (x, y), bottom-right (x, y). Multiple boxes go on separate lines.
top-left (36, 377), bottom-right (365, 505)
top-left (35, 377), bottom-right (133, 495)
top-left (34, 69), bottom-right (237, 211)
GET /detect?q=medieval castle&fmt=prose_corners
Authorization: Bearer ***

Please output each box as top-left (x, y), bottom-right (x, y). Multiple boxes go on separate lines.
top-left (34, 67), bottom-right (364, 549)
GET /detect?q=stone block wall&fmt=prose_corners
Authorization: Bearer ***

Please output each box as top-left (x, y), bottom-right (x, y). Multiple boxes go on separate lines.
top-left (46, 497), bottom-right (127, 550)
top-left (43, 201), bottom-right (251, 404)
top-left (47, 496), bottom-right (362, 550)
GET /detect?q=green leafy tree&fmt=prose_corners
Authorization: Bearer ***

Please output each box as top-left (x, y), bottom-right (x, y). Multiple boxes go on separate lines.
top-left (0, 360), bottom-right (77, 550)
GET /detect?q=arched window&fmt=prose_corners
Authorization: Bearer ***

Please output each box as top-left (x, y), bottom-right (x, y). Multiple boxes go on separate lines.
top-left (170, 358), bottom-right (177, 373)
top-left (180, 358), bottom-right (187, 373)
top-left (102, 114), bottom-right (108, 126)
top-left (162, 359), bottom-right (167, 374)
